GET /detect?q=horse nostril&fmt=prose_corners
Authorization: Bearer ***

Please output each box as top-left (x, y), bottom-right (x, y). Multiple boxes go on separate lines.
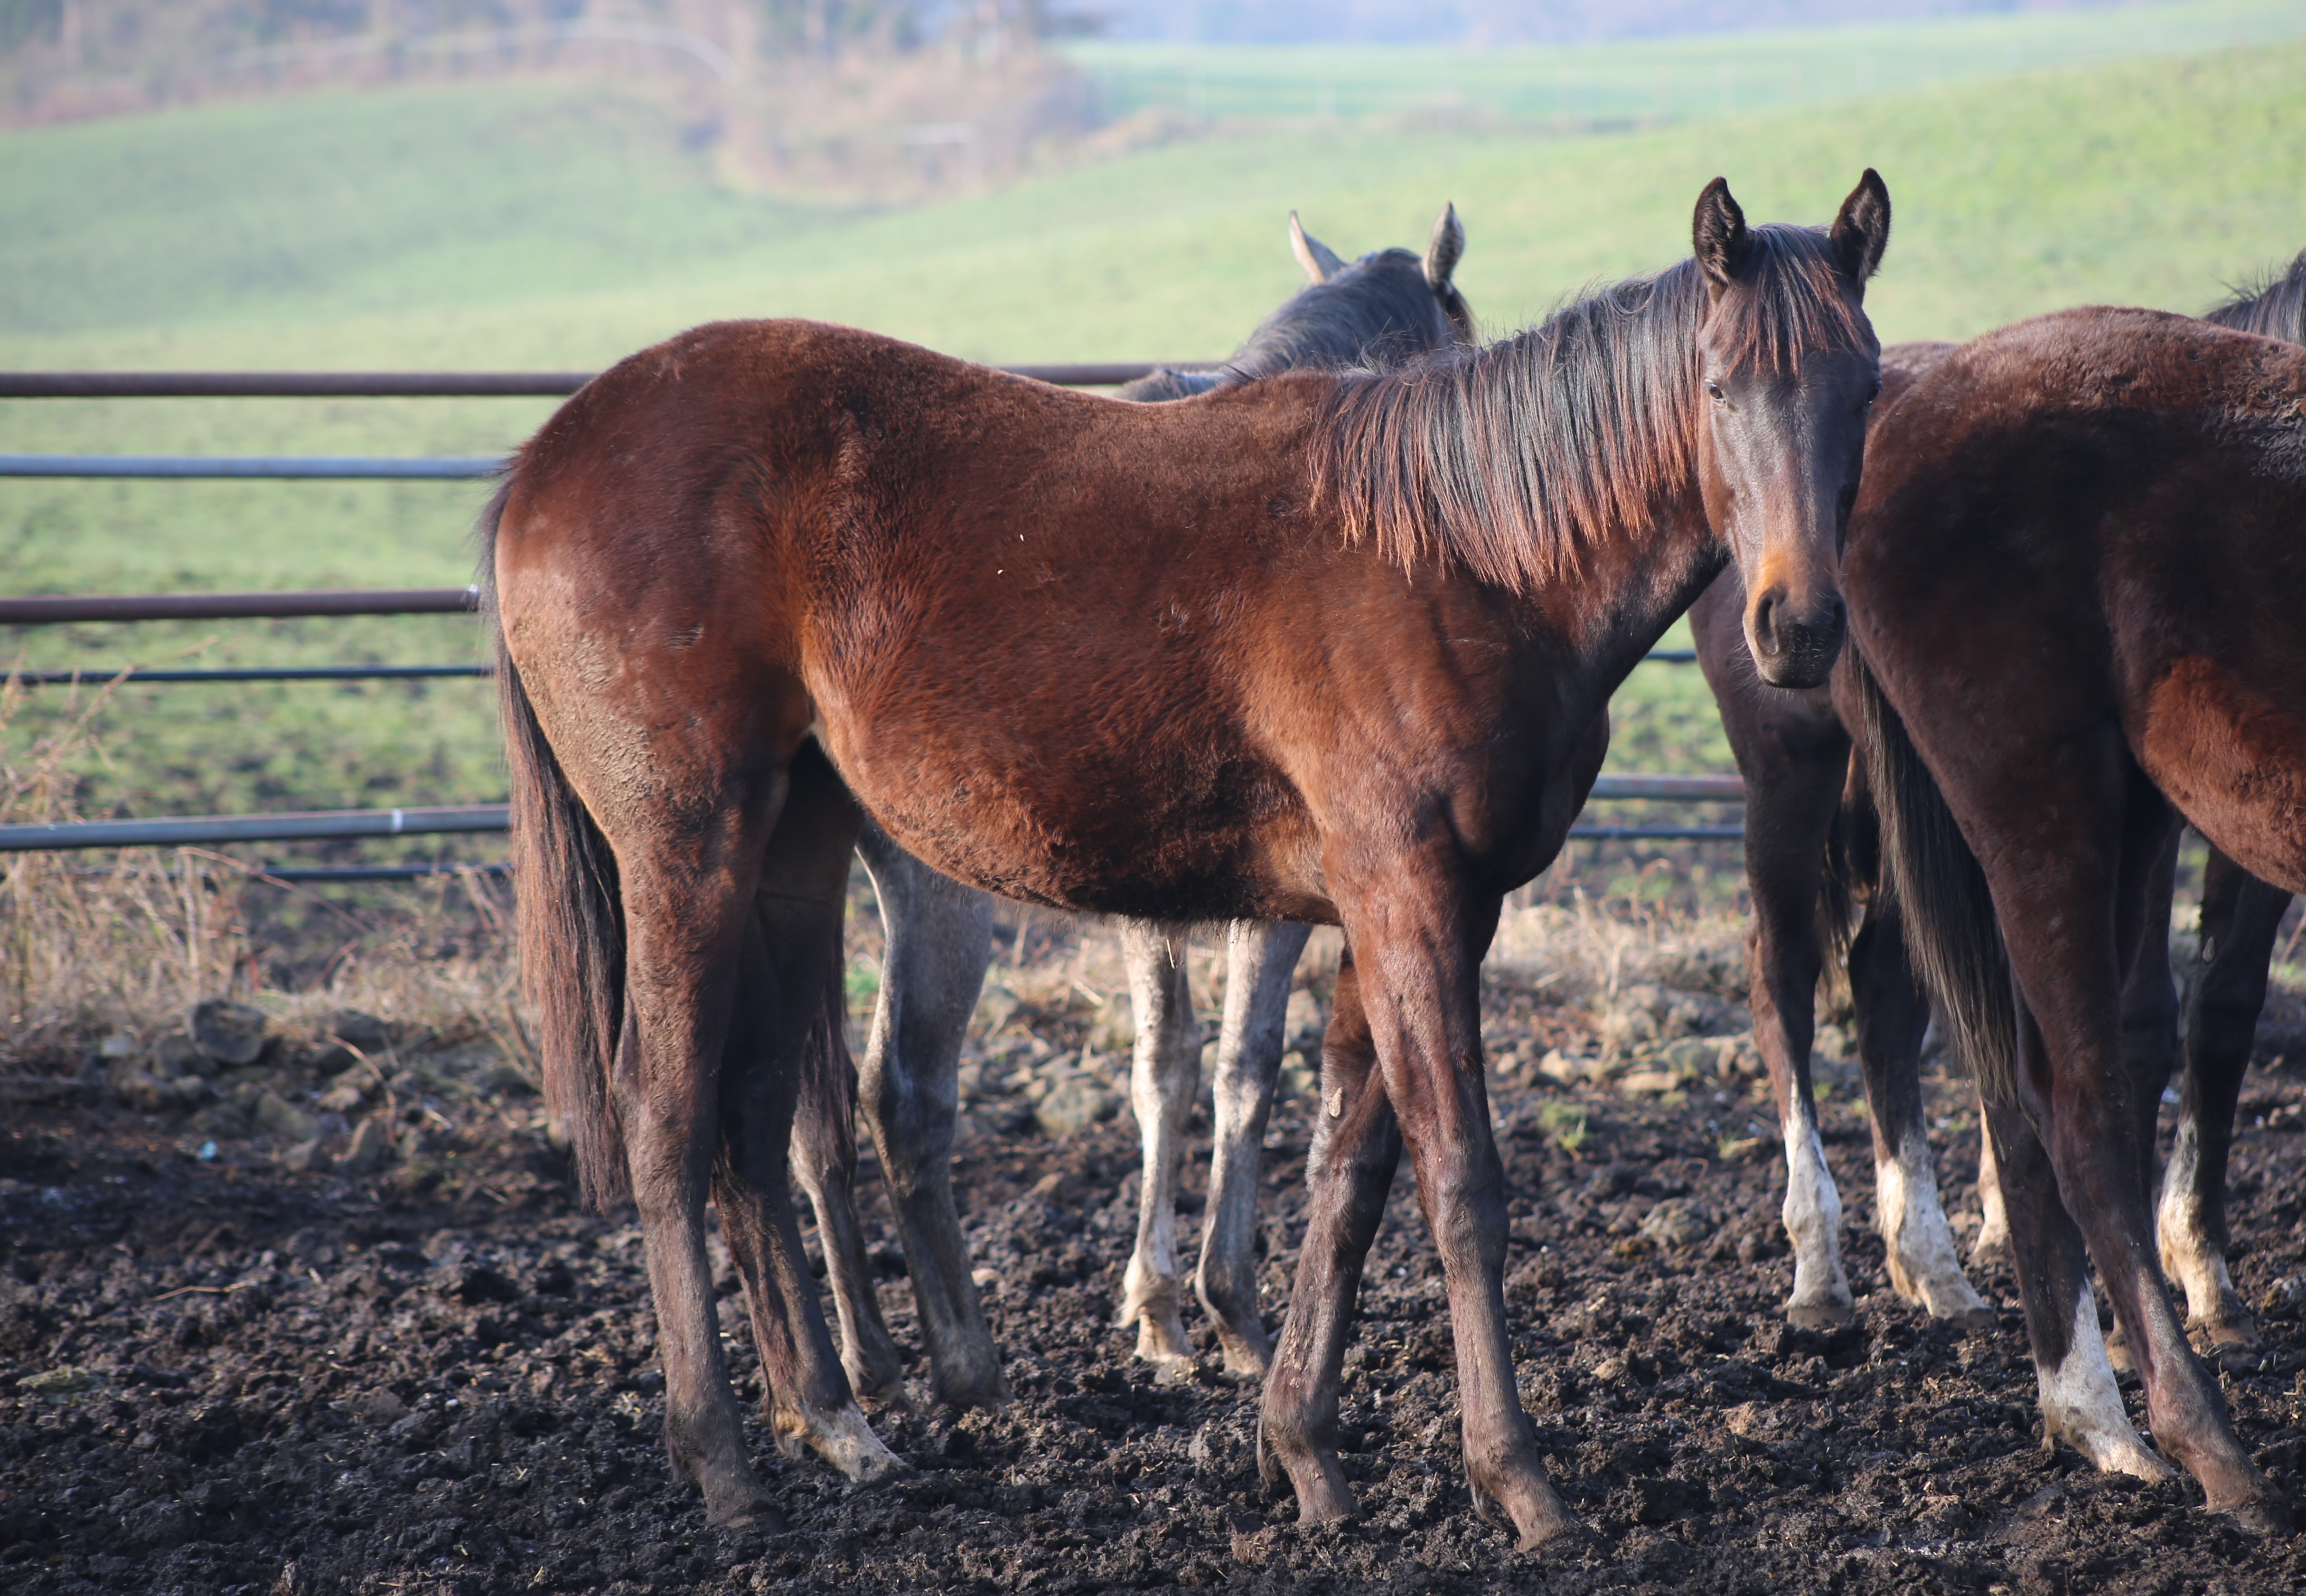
top-left (1749, 587), bottom-right (1787, 657)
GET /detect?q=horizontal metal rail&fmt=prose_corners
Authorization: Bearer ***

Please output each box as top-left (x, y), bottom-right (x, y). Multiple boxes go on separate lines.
top-left (254, 862), bottom-right (511, 882)
top-left (12, 664), bottom-right (489, 685)
top-left (0, 454), bottom-right (504, 479)
top-left (0, 804), bottom-right (507, 853)
top-left (0, 588), bottom-right (477, 624)
top-left (1586, 774), bottom-right (1741, 800)
top-left (0, 777), bottom-right (1739, 854)
top-left (1568, 825), bottom-right (1744, 842)
top-left (0, 364), bottom-right (1187, 399)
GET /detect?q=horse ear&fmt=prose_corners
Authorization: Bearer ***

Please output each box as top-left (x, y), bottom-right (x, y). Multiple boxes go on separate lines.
top-left (1692, 177), bottom-right (1750, 292)
top-left (1829, 168), bottom-right (1892, 290)
top-left (1289, 211), bottom-right (1344, 284)
top-left (1424, 202), bottom-right (1463, 292)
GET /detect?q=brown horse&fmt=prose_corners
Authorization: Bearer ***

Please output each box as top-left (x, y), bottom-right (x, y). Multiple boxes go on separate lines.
top-left (489, 171), bottom-right (1891, 1545)
top-left (1845, 306), bottom-right (2304, 1531)
top-left (798, 205), bottom-right (1478, 1410)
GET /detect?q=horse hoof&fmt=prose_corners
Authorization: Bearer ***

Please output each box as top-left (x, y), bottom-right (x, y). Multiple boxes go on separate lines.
top-left (710, 1495), bottom-right (788, 1534)
top-left (2219, 1493), bottom-right (2294, 1538)
top-left (1785, 1298), bottom-right (1855, 1331)
top-left (1951, 1304), bottom-right (1999, 1335)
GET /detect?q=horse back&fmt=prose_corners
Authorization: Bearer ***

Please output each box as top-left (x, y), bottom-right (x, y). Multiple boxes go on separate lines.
top-left (1848, 307), bottom-right (2306, 891)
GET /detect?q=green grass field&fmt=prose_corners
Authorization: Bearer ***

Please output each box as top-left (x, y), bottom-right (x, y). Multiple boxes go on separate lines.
top-left (1, 15), bottom-right (2302, 867)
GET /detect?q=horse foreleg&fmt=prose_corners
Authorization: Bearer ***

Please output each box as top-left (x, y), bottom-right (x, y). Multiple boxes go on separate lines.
top-left (1259, 949), bottom-right (1400, 1526)
top-left (1198, 919), bottom-right (1310, 1380)
top-left (853, 823), bottom-right (1008, 1408)
top-left (1117, 918), bottom-right (1200, 1376)
top-left (1847, 901), bottom-right (1992, 1328)
top-left (787, 953), bottom-right (906, 1406)
top-left (1742, 756), bottom-right (1854, 1327)
top-left (2103, 828), bottom-right (2181, 1381)
top-left (1350, 874), bottom-right (1576, 1551)
top-left (2160, 847), bottom-right (2290, 1358)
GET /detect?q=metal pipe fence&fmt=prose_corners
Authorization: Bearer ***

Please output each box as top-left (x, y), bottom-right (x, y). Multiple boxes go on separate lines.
top-left (1, 366), bottom-right (1747, 867)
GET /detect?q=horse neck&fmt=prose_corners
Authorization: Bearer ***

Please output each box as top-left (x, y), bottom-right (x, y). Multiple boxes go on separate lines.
top-left (1526, 483), bottom-right (1727, 687)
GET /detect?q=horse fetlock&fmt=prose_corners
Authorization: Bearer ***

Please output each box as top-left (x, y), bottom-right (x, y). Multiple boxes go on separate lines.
top-left (1781, 1120), bottom-right (1851, 1324)
top-left (1875, 1151), bottom-right (1993, 1328)
top-left (2036, 1291), bottom-right (2170, 1483)
top-left (841, 1340), bottom-right (908, 1408)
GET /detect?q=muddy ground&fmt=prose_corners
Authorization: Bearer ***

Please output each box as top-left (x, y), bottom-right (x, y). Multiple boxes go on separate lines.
top-left (4, 981), bottom-right (2306, 1596)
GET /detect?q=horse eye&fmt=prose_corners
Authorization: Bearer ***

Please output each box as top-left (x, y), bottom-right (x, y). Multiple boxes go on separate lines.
top-left (1705, 380), bottom-right (1726, 404)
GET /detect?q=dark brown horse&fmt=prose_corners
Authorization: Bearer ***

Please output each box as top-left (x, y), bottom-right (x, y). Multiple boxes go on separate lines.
top-left (1687, 338), bottom-right (1989, 1333)
top-left (1687, 248), bottom-right (2306, 1347)
top-left (798, 205), bottom-right (1479, 1411)
top-left (489, 172), bottom-right (1891, 1545)
top-left (1845, 306), bottom-right (2305, 1530)
top-left (2151, 250), bottom-right (2306, 1359)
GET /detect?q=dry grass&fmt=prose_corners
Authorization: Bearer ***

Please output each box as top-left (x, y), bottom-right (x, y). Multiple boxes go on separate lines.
top-left (0, 673), bottom-right (527, 1076)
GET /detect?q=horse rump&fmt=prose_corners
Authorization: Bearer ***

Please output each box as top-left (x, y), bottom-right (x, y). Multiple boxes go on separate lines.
top-left (484, 485), bottom-right (631, 1209)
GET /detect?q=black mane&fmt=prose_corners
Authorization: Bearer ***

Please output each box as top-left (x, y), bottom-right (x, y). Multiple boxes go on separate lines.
top-left (2206, 248), bottom-right (2306, 344)
top-left (1118, 247), bottom-right (1466, 402)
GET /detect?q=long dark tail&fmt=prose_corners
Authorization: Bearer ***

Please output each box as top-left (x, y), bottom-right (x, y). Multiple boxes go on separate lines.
top-left (1848, 651), bottom-right (2019, 1105)
top-left (480, 482), bottom-right (631, 1209)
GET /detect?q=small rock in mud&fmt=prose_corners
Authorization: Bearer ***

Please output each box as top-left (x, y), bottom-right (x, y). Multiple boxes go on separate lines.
top-left (323, 1008), bottom-right (393, 1051)
top-left (337, 1116), bottom-right (394, 1175)
top-left (344, 1388), bottom-right (410, 1423)
top-left (253, 1089), bottom-right (319, 1142)
top-left (1036, 1075), bottom-right (1123, 1138)
top-left (190, 998), bottom-right (268, 1066)
top-left (1638, 1197), bottom-right (1710, 1250)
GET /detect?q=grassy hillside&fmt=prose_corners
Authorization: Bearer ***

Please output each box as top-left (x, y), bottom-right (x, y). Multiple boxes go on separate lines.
top-left (1, 32), bottom-right (2302, 849)
top-left (1071, 0), bottom-right (2306, 123)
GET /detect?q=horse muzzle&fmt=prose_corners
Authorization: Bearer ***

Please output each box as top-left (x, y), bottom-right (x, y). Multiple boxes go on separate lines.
top-left (1746, 586), bottom-right (1845, 689)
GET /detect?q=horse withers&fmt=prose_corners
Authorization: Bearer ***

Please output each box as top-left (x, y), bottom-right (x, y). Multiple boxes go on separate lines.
top-left (1845, 306), bottom-right (2306, 1530)
top-left (489, 171), bottom-right (1889, 1547)
top-left (800, 205), bottom-right (1478, 1408)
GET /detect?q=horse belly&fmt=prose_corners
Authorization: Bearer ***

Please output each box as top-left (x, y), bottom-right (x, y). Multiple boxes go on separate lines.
top-left (818, 722), bottom-right (1327, 924)
top-left (2136, 656), bottom-right (2306, 893)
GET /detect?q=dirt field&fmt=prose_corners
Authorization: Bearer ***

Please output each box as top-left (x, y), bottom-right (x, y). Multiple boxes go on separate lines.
top-left (3, 951), bottom-right (2305, 1596)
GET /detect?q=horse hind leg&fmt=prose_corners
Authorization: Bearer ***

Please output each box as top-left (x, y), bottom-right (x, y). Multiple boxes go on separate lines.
top-left (599, 788), bottom-right (787, 1526)
top-left (713, 749), bottom-right (901, 1485)
top-left (1981, 1075), bottom-right (2170, 1485)
top-left (787, 946), bottom-right (907, 1406)
top-left (1196, 918), bottom-right (1311, 1380)
top-left (1116, 918), bottom-right (1201, 1377)
top-left (853, 822), bottom-right (1009, 1408)
top-left (2159, 849), bottom-right (2290, 1361)
top-left (1847, 901), bottom-right (1993, 1329)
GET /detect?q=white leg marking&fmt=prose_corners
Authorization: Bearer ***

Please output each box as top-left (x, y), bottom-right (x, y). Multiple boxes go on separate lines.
top-left (1973, 1129), bottom-right (2011, 1262)
top-left (1877, 1127), bottom-right (1992, 1322)
top-left (2036, 1285), bottom-right (2170, 1483)
top-left (1118, 920), bottom-right (1197, 1373)
top-left (781, 1399), bottom-right (903, 1483)
top-left (2156, 1114), bottom-right (2238, 1330)
top-left (1782, 1115), bottom-right (1853, 1319)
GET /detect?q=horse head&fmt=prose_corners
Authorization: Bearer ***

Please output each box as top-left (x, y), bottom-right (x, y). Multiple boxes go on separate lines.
top-left (1693, 170), bottom-right (1890, 689)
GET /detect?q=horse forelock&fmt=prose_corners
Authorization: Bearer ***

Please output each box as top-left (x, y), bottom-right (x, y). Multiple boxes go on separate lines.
top-left (2205, 248), bottom-right (2306, 345)
top-left (1312, 225), bottom-right (1865, 593)
top-left (1705, 224), bottom-right (1875, 377)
